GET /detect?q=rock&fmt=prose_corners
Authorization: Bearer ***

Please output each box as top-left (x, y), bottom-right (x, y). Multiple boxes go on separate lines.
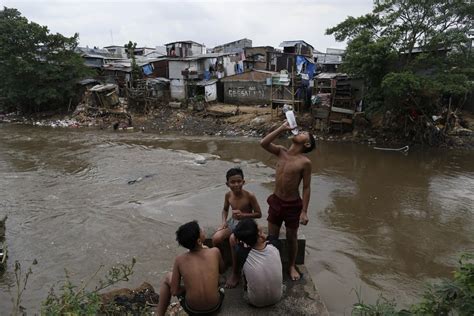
top-left (0, 215), bottom-right (6, 238)
top-left (450, 127), bottom-right (473, 136)
top-left (100, 282), bottom-right (159, 312)
top-left (169, 102), bottom-right (181, 109)
top-left (193, 102), bottom-right (205, 111)
top-left (250, 117), bottom-right (265, 126)
top-left (195, 157), bottom-right (206, 164)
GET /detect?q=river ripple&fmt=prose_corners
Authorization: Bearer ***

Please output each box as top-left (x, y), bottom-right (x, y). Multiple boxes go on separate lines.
top-left (0, 124), bottom-right (472, 314)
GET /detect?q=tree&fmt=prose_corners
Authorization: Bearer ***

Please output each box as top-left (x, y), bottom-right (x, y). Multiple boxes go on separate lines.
top-left (0, 7), bottom-right (91, 113)
top-left (326, 0), bottom-right (474, 143)
top-left (125, 40), bottom-right (141, 86)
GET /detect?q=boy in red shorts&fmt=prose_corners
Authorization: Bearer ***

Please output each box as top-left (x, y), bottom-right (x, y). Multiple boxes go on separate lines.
top-left (260, 121), bottom-right (316, 280)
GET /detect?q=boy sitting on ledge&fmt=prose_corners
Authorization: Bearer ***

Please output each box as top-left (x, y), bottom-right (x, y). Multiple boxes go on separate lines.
top-left (233, 218), bottom-right (283, 307)
top-left (157, 220), bottom-right (225, 316)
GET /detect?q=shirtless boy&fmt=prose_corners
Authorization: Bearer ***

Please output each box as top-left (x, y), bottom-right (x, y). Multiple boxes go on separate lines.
top-left (157, 221), bottom-right (225, 316)
top-left (260, 121), bottom-right (316, 280)
top-left (211, 167), bottom-right (262, 288)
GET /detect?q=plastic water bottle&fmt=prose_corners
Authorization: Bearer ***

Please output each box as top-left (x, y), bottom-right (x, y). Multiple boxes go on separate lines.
top-left (282, 104), bottom-right (299, 135)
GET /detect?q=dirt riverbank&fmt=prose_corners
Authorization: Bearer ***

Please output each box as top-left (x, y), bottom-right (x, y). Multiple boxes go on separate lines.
top-left (1, 103), bottom-right (473, 149)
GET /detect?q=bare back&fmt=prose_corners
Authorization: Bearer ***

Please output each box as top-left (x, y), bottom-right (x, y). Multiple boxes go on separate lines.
top-left (174, 248), bottom-right (221, 310)
top-left (274, 149), bottom-right (311, 200)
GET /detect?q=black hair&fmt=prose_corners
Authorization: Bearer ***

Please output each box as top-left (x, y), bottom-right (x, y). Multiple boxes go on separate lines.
top-left (303, 133), bottom-right (316, 153)
top-left (226, 167), bottom-right (244, 181)
top-left (176, 220), bottom-right (201, 250)
top-left (234, 219), bottom-right (258, 247)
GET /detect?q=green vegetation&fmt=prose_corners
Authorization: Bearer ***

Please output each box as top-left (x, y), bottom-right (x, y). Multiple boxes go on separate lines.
top-left (41, 258), bottom-right (137, 315)
top-left (11, 260), bottom-right (36, 316)
top-left (9, 258), bottom-right (141, 315)
top-left (0, 7), bottom-right (91, 114)
top-left (352, 253), bottom-right (474, 315)
top-left (125, 40), bottom-right (142, 86)
top-left (326, 0), bottom-right (474, 143)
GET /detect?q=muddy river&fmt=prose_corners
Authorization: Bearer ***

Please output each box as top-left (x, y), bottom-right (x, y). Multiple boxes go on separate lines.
top-left (0, 124), bottom-right (473, 314)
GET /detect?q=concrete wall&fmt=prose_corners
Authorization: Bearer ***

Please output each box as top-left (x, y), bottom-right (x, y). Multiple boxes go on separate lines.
top-left (191, 44), bottom-right (205, 56)
top-left (169, 60), bottom-right (200, 80)
top-left (223, 81), bottom-right (271, 104)
top-left (214, 39), bottom-right (252, 53)
top-left (166, 43), bottom-right (205, 57)
top-left (205, 83), bottom-right (217, 102)
top-left (170, 79), bottom-right (185, 100)
top-left (150, 60), bottom-right (169, 78)
top-left (223, 56), bottom-right (236, 77)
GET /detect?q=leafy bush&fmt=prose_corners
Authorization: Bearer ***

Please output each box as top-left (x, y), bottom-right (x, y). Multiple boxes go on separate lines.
top-left (352, 253), bottom-right (474, 315)
top-left (41, 258), bottom-right (137, 315)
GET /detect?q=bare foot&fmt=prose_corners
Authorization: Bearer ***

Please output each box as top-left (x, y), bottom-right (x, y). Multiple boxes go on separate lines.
top-left (225, 273), bottom-right (240, 288)
top-left (289, 265), bottom-right (301, 281)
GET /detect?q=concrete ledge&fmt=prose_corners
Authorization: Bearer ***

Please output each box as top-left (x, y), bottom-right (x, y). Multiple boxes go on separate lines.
top-left (218, 265), bottom-right (329, 316)
top-left (166, 265), bottom-right (329, 316)
top-left (204, 227), bottom-right (306, 265)
top-left (165, 228), bottom-right (328, 315)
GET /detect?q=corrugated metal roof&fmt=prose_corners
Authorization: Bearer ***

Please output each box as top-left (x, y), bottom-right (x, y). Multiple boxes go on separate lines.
top-left (326, 48), bottom-right (345, 55)
top-left (314, 53), bottom-right (343, 65)
top-left (164, 40), bottom-right (205, 46)
top-left (315, 72), bottom-right (348, 79)
top-left (82, 54), bottom-right (106, 59)
top-left (89, 84), bottom-right (117, 92)
top-left (279, 40), bottom-right (314, 49)
top-left (168, 52), bottom-right (233, 61)
top-left (213, 38), bottom-right (252, 49)
top-left (254, 69), bottom-right (278, 75)
top-left (195, 79), bottom-right (218, 86)
top-left (78, 79), bottom-right (101, 85)
top-left (147, 78), bottom-right (170, 84)
top-left (221, 69), bottom-right (276, 82)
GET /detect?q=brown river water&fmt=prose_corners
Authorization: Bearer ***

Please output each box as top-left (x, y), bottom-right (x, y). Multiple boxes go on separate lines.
top-left (0, 124), bottom-right (473, 315)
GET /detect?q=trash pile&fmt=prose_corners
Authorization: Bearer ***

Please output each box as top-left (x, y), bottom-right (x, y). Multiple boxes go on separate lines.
top-left (72, 83), bottom-right (132, 129)
top-left (33, 119), bottom-right (81, 128)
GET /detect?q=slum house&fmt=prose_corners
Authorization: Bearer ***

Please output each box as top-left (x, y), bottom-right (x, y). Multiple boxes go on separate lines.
top-left (220, 69), bottom-right (276, 104)
top-left (243, 46), bottom-right (275, 71)
top-left (267, 40), bottom-right (314, 71)
top-left (77, 46), bottom-right (123, 68)
top-left (80, 54), bottom-right (122, 69)
top-left (100, 58), bottom-right (171, 112)
top-left (76, 46), bottom-right (119, 58)
top-left (168, 53), bottom-right (235, 101)
top-left (100, 58), bottom-right (168, 95)
top-left (132, 47), bottom-right (156, 56)
top-left (312, 73), bottom-right (364, 132)
top-left (212, 38), bottom-right (252, 74)
top-left (314, 48), bottom-right (345, 73)
top-left (165, 41), bottom-right (206, 57)
top-left (212, 38), bottom-right (252, 54)
top-left (266, 41), bottom-right (316, 113)
top-left (104, 46), bottom-right (164, 58)
top-left (136, 56), bottom-right (170, 78)
top-left (104, 45), bottom-right (128, 58)
top-left (100, 60), bottom-right (131, 94)
top-left (143, 46), bottom-right (167, 59)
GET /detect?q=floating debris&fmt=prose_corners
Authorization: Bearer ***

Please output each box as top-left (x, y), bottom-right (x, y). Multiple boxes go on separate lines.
top-left (374, 145), bottom-right (409, 153)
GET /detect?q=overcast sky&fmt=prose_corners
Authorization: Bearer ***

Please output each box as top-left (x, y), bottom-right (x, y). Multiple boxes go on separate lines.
top-left (4, 0), bottom-right (374, 51)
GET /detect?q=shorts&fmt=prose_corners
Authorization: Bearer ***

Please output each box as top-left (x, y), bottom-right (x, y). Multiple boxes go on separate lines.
top-left (178, 288), bottom-right (225, 316)
top-left (227, 218), bottom-right (238, 232)
top-left (267, 194), bottom-right (303, 229)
